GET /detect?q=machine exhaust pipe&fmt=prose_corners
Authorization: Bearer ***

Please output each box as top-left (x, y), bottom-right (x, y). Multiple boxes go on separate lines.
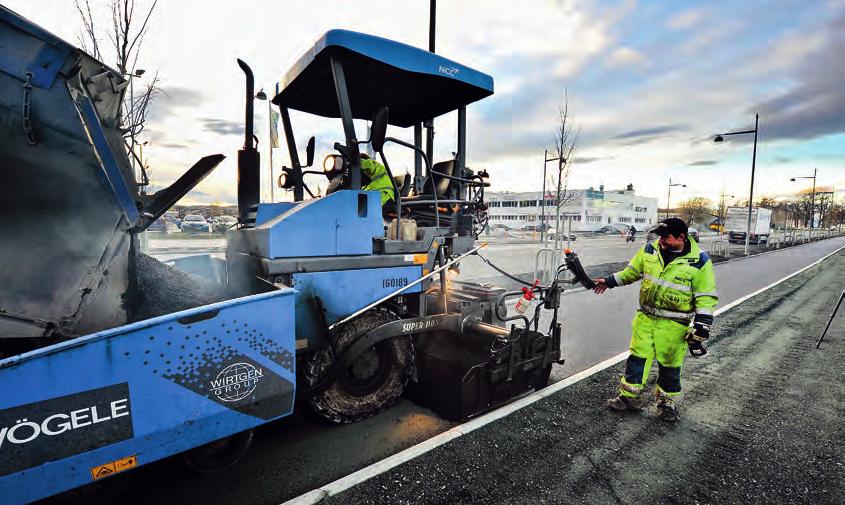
top-left (236, 59), bottom-right (260, 225)
top-left (461, 319), bottom-right (510, 346)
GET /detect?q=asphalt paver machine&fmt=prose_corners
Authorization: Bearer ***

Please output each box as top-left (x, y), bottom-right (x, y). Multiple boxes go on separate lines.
top-left (227, 29), bottom-right (569, 424)
top-left (0, 10), bottom-right (595, 502)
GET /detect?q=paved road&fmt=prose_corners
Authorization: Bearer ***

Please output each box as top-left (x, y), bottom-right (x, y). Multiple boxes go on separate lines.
top-left (83, 236), bottom-right (845, 505)
top-left (330, 250), bottom-right (845, 505)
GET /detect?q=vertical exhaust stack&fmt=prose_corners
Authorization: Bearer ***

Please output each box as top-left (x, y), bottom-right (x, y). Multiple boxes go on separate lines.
top-left (237, 59), bottom-right (260, 225)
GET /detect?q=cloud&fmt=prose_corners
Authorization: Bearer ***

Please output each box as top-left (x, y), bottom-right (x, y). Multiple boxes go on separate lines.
top-left (200, 118), bottom-right (242, 136)
top-left (612, 124), bottom-right (688, 141)
top-left (688, 160), bottom-right (717, 166)
top-left (666, 7), bottom-right (709, 31)
top-left (158, 86), bottom-right (204, 107)
top-left (570, 156), bottom-right (607, 164)
top-left (606, 46), bottom-right (647, 69)
top-left (749, 16), bottom-right (845, 142)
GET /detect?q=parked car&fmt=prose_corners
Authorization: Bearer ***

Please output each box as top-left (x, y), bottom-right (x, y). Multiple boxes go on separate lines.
top-left (688, 227), bottom-right (700, 242)
top-left (490, 223), bottom-right (512, 231)
top-left (547, 228), bottom-right (576, 241)
top-left (595, 225), bottom-right (625, 235)
top-left (212, 215), bottom-right (238, 234)
top-left (146, 216), bottom-right (180, 233)
top-left (180, 214), bottom-right (211, 233)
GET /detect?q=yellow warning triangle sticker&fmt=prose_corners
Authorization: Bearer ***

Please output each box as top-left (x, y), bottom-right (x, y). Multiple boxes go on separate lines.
top-left (95, 466), bottom-right (114, 477)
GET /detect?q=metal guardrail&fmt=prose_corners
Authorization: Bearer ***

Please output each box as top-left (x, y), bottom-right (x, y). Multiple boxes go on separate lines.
top-left (709, 239), bottom-right (730, 258)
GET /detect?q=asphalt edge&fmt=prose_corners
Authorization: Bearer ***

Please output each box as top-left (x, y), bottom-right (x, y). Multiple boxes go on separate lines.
top-left (282, 243), bottom-right (845, 505)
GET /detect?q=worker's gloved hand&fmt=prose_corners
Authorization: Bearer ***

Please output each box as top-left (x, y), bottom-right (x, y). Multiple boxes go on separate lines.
top-left (688, 341), bottom-right (708, 357)
top-left (685, 322), bottom-right (710, 343)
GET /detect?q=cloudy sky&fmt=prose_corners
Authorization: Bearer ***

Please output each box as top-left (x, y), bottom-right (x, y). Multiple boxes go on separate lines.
top-left (8, 0), bottom-right (845, 207)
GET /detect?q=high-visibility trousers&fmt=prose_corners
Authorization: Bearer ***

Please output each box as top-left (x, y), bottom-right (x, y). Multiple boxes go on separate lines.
top-left (619, 311), bottom-right (688, 399)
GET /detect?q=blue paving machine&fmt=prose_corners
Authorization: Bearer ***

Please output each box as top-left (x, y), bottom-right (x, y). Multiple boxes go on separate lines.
top-left (0, 8), bottom-right (593, 503)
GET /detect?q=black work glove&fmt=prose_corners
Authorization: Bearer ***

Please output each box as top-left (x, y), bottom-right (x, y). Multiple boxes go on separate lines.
top-left (688, 341), bottom-right (708, 357)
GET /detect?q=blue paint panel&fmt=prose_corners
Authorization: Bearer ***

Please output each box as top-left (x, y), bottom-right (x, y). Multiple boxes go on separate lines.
top-left (292, 265), bottom-right (422, 345)
top-left (282, 29), bottom-right (494, 96)
top-left (0, 290), bottom-right (296, 504)
top-left (255, 202), bottom-right (298, 226)
top-left (0, 6), bottom-right (74, 88)
top-left (260, 190), bottom-right (383, 258)
top-left (72, 88), bottom-right (141, 225)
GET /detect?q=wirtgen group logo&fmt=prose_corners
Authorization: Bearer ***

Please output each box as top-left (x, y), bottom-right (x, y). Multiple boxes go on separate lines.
top-left (210, 362), bottom-right (264, 402)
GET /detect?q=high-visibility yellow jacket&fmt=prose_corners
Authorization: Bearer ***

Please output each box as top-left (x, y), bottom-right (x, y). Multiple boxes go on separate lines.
top-left (360, 158), bottom-right (395, 205)
top-left (608, 238), bottom-right (718, 325)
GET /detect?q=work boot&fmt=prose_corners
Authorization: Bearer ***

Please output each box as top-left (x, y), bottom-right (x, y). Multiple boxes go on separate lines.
top-left (655, 391), bottom-right (680, 422)
top-left (606, 394), bottom-right (642, 412)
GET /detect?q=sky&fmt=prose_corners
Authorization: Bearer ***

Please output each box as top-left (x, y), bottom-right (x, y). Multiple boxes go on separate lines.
top-left (7, 0), bottom-right (845, 208)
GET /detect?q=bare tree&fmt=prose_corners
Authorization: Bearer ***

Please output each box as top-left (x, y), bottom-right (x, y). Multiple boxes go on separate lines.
top-left (75, 0), bottom-right (159, 187)
top-left (679, 196), bottom-right (713, 225)
top-left (547, 91), bottom-right (579, 248)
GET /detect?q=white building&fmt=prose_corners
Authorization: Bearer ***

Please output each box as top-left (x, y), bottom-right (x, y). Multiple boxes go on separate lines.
top-left (486, 184), bottom-right (658, 232)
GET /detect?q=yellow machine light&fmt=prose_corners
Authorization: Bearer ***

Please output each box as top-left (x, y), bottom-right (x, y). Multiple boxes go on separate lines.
top-left (413, 253), bottom-right (428, 265)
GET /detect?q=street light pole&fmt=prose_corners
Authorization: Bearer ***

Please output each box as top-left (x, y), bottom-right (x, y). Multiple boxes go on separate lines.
top-left (541, 151), bottom-right (565, 243)
top-left (789, 167), bottom-right (818, 229)
top-left (666, 178), bottom-right (686, 219)
top-left (713, 112), bottom-right (759, 255)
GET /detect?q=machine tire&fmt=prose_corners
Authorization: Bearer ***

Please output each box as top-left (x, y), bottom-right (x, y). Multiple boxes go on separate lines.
top-left (183, 429), bottom-right (254, 474)
top-left (305, 308), bottom-right (414, 424)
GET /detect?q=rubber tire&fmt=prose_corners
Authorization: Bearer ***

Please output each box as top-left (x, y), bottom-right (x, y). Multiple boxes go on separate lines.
top-left (305, 308), bottom-right (414, 424)
top-left (183, 429), bottom-right (254, 474)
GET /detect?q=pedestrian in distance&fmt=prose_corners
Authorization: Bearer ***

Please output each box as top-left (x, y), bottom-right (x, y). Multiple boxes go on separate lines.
top-left (591, 218), bottom-right (718, 421)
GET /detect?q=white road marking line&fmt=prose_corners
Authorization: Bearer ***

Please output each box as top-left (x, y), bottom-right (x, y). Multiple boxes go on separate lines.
top-left (281, 242), bottom-right (845, 505)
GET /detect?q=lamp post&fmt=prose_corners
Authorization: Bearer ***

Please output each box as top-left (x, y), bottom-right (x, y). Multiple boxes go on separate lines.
top-left (541, 150), bottom-right (566, 243)
top-left (714, 113), bottom-right (759, 255)
top-left (789, 168), bottom-right (817, 229)
top-left (666, 178), bottom-right (686, 219)
top-left (254, 89), bottom-right (275, 202)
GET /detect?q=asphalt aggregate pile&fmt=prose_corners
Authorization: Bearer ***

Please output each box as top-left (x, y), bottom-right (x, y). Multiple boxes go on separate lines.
top-left (330, 251), bottom-right (845, 504)
top-left (130, 253), bottom-right (230, 321)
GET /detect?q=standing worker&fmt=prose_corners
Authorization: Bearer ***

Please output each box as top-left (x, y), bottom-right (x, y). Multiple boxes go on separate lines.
top-left (592, 218), bottom-right (717, 421)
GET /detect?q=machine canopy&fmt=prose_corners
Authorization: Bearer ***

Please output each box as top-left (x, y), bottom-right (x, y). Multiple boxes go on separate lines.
top-left (273, 29), bottom-right (494, 128)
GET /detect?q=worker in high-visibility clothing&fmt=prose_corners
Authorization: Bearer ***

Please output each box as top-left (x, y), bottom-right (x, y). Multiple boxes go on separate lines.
top-left (592, 218), bottom-right (718, 422)
top-left (359, 154), bottom-right (395, 205)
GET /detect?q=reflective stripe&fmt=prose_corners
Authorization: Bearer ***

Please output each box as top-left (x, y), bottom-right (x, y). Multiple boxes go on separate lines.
top-left (612, 272), bottom-right (623, 285)
top-left (639, 304), bottom-right (695, 320)
top-left (626, 263), bottom-right (641, 276)
top-left (694, 291), bottom-right (718, 298)
top-left (695, 307), bottom-right (715, 316)
top-left (643, 274), bottom-right (692, 292)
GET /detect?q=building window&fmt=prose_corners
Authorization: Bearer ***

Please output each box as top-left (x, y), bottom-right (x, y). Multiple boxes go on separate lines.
top-left (635, 218), bottom-right (646, 224)
top-left (634, 206), bottom-right (648, 213)
top-left (618, 217), bottom-right (632, 223)
top-left (585, 216), bottom-right (601, 223)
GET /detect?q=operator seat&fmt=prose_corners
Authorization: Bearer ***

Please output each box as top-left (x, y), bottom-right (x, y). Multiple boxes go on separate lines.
top-left (393, 173), bottom-right (412, 197)
top-left (422, 160), bottom-right (456, 197)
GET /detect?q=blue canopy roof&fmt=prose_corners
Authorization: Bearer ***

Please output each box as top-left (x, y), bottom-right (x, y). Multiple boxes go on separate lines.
top-left (273, 29), bottom-right (494, 128)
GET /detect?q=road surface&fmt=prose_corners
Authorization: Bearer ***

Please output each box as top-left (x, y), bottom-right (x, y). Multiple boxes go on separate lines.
top-left (328, 248), bottom-right (845, 504)
top-left (53, 236), bottom-right (844, 505)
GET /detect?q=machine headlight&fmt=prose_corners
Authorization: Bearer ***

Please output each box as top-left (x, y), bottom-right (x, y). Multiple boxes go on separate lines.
top-left (278, 172), bottom-right (291, 189)
top-left (323, 154), bottom-right (344, 173)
